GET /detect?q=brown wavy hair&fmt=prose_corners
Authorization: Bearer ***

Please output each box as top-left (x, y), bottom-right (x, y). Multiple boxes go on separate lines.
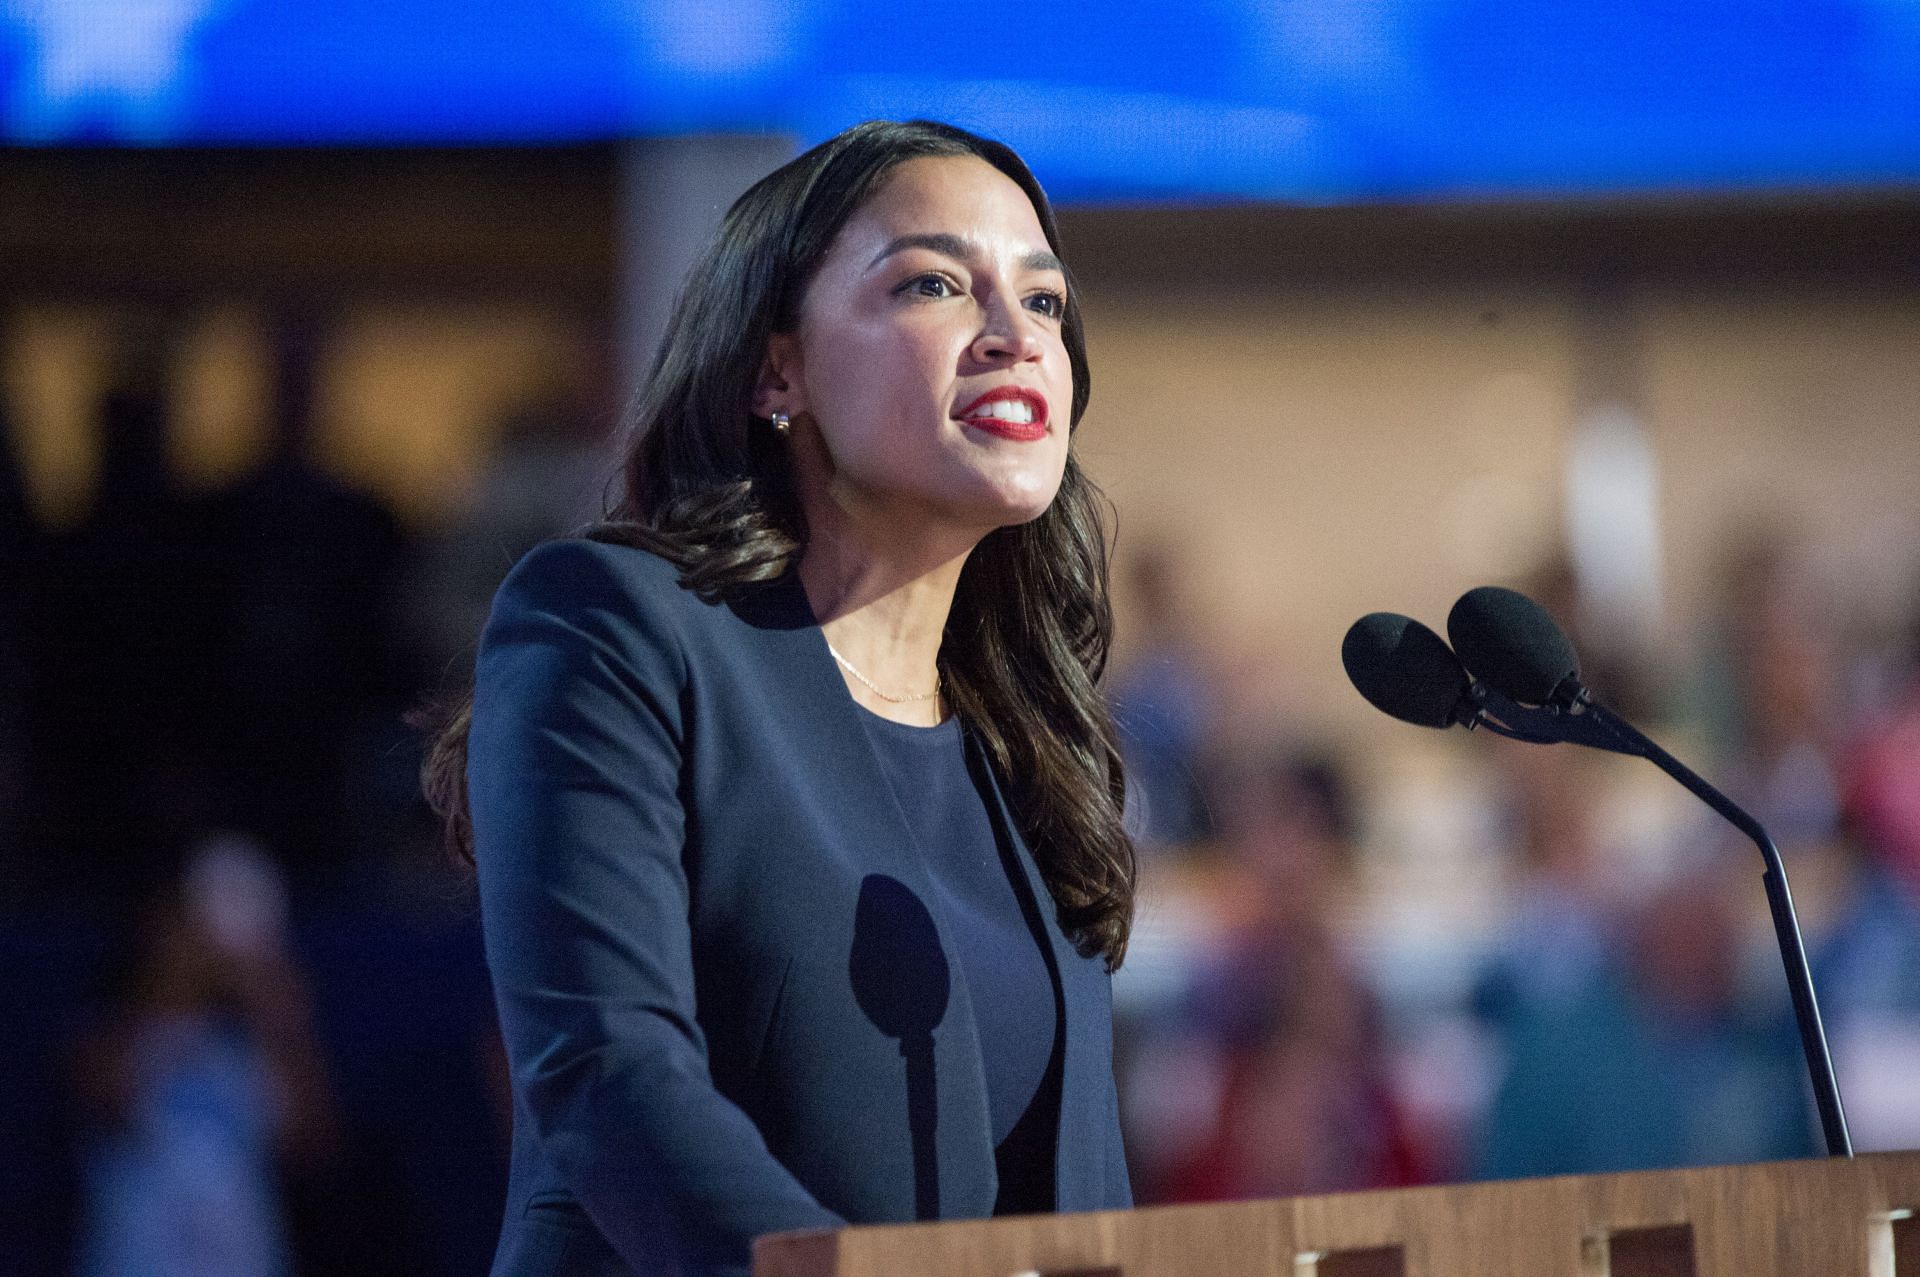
top-left (415, 119), bottom-right (1135, 968)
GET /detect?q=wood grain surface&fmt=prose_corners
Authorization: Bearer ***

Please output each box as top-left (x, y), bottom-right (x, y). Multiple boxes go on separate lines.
top-left (756, 1152), bottom-right (1920, 1277)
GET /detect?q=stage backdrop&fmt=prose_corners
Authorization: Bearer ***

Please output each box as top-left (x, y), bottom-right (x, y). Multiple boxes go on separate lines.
top-left (2, 0), bottom-right (1918, 202)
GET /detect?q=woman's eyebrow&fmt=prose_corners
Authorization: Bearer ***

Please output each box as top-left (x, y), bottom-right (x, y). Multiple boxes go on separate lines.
top-left (866, 232), bottom-right (1064, 276)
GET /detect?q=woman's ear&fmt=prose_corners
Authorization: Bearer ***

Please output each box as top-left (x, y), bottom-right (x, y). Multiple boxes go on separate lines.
top-left (752, 333), bottom-right (805, 419)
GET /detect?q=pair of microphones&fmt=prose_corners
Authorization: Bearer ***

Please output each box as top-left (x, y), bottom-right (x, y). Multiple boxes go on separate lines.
top-left (1344, 587), bottom-right (1599, 741)
top-left (1342, 587), bottom-right (1854, 1158)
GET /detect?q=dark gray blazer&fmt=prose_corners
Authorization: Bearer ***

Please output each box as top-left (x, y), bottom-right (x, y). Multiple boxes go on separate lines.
top-left (467, 537), bottom-right (1131, 1276)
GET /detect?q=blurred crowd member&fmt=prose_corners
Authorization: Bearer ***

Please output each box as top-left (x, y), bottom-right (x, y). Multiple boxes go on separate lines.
top-left (1138, 748), bottom-right (1424, 1201)
top-left (1818, 580), bottom-right (1920, 1151)
top-left (1108, 543), bottom-right (1219, 850)
top-left (1690, 529), bottom-right (1844, 830)
top-left (71, 837), bottom-right (340, 1277)
top-left (0, 384), bottom-right (34, 869)
top-left (1804, 819), bottom-right (1920, 1152)
top-left (1470, 741), bottom-right (1615, 1037)
top-left (1843, 586), bottom-right (1920, 901)
top-left (193, 314), bottom-right (413, 872)
top-left (20, 323), bottom-right (220, 898)
top-left (1476, 863), bottom-right (1817, 1177)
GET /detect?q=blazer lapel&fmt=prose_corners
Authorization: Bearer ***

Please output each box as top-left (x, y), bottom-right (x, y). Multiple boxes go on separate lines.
top-left (961, 725), bottom-right (1110, 1215)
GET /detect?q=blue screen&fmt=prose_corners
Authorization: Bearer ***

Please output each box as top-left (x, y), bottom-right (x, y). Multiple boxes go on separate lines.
top-left (2, 0), bottom-right (1917, 203)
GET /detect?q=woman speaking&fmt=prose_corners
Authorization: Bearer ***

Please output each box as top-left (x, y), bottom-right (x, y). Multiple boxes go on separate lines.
top-left (421, 119), bottom-right (1137, 1276)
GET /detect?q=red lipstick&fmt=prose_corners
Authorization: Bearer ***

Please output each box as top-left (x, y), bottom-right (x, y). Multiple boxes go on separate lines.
top-left (955, 386), bottom-right (1049, 441)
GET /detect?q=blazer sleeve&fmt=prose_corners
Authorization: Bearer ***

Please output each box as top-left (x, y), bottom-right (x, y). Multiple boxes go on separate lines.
top-left (1102, 976), bottom-right (1135, 1211)
top-left (1103, 1071), bottom-right (1135, 1209)
top-left (467, 539), bottom-right (844, 1274)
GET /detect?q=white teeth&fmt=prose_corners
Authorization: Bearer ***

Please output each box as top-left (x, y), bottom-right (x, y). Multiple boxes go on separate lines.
top-left (965, 399), bottom-right (1035, 424)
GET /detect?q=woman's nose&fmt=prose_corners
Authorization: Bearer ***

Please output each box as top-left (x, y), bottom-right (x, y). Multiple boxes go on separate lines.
top-left (971, 295), bottom-right (1044, 364)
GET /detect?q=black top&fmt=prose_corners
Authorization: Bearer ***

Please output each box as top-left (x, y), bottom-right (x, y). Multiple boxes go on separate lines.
top-left (857, 707), bottom-right (1065, 1215)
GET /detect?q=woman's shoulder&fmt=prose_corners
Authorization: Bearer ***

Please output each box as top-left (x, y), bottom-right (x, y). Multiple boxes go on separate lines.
top-left (483, 535), bottom-right (701, 661)
top-left (496, 533), bottom-right (686, 607)
top-left (485, 533), bottom-right (789, 661)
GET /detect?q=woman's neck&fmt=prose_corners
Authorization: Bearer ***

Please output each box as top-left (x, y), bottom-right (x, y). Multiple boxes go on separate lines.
top-left (798, 519), bottom-right (975, 727)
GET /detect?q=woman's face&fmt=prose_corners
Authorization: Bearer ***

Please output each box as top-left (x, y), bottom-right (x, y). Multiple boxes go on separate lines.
top-left (760, 154), bottom-right (1075, 541)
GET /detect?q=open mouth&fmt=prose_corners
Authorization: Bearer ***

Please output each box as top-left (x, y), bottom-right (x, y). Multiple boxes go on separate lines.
top-left (955, 386), bottom-right (1048, 440)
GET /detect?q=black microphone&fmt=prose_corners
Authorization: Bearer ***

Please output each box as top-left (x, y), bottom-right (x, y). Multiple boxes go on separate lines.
top-left (1340, 613), bottom-right (1473, 729)
top-left (1421, 585), bottom-right (1852, 1158)
top-left (1446, 586), bottom-right (1581, 706)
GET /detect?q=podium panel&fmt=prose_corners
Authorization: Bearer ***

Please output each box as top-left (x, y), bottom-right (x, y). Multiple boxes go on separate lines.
top-left (756, 1151), bottom-right (1920, 1277)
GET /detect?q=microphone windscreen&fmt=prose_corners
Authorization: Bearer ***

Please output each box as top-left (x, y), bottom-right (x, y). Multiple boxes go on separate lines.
top-left (1341, 613), bottom-right (1470, 729)
top-left (1446, 586), bottom-right (1579, 704)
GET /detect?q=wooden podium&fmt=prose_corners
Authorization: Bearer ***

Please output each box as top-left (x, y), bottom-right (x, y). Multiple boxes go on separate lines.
top-left (756, 1152), bottom-right (1920, 1277)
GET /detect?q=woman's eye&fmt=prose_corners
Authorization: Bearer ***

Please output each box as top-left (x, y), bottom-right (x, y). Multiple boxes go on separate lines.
top-left (1028, 290), bottom-right (1067, 319)
top-left (903, 274), bottom-right (955, 298)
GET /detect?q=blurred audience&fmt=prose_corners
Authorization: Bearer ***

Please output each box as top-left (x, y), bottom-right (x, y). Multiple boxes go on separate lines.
top-left (1128, 748), bottom-right (1425, 1201)
top-left (192, 315), bottom-right (413, 874)
top-left (1822, 583), bottom-right (1920, 1151)
top-left (1475, 862), bottom-right (1818, 1176)
top-left (20, 321), bottom-right (220, 900)
top-left (0, 379), bottom-right (35, 872)
top-left (1687, 528), bottom-right (1920, 1151)
top-left (71, 838), bottom-right (339, 1277)
top-left (1846, 633), bottom-right (1920, 900)
top-left (5, 310), bottom-right (503, 1275)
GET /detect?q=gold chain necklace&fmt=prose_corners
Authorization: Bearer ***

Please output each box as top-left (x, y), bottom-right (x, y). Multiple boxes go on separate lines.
top-left (826, 641), bottom-right (942, 704)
